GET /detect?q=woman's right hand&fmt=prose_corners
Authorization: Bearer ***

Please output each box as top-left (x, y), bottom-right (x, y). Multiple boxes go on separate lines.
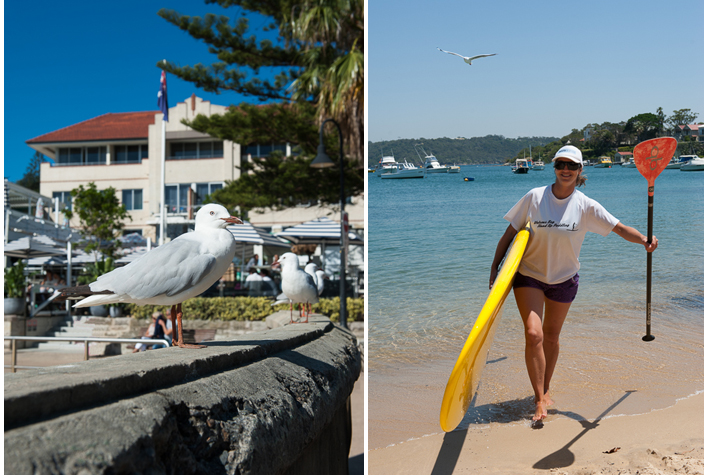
top-left (489, 266), bottom-right (499, 289)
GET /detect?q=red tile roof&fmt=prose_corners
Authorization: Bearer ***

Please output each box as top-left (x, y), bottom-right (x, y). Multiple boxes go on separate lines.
top-left (26, 111), bottom-right (158, 144)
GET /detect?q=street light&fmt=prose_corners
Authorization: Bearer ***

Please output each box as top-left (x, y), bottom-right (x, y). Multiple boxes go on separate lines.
top-left (310, 119), bottom-right (347, 328)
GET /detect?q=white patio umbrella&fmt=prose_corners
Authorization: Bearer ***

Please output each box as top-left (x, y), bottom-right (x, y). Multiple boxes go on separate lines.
top-left (227, 222), bottom-right (291, 277)
top-left (276, 217), bottom-right (363, 245)
top-left (276, 217), bottom-right (363, 275)
top-left (4, 236), bottom-right (67, 259)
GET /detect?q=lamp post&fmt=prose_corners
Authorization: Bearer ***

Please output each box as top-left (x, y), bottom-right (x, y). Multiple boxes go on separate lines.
top-left (310, 119), bottom-right (347, 328)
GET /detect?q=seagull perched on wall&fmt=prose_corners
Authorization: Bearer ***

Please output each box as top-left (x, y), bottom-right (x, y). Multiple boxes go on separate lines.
top-left (437, 47), bottom-right (497, 65)
top-left (279, 253), bottom-right (319, 323)
top-left (315, 270), bottom-right (325, 296)
top-left (304, 263), bottom-right (323, 313)
top-left (56, 204), bottom-right (242, 349)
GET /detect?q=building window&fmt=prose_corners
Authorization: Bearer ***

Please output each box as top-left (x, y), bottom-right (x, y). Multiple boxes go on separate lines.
top-left (122, 189), bottom-right (143, 210)
top-left (241, 142), bottom-right (289, 159)
top-left (165, 182), bottom-right (224, 213)
top-left (114, 145), bottom-right (148, 164)
top-left (57, 146), bottom-right (107, 165)
top-left (169, 141), bottom-right (223, 160)
top-left (52, 191), bottom-right (72, 211)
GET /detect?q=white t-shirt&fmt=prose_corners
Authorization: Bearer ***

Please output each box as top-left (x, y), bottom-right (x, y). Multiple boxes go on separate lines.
top-left (504, 185), bottom-right (619, 284)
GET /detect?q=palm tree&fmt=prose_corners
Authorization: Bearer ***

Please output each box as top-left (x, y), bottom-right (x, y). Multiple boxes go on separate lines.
top-left (286, 0), bottom-right (364, 165)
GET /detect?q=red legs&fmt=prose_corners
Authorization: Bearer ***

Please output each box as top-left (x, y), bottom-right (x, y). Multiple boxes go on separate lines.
top-left (170, 306), bottom-right (178, 346)
top-left (288, 301), bottom-right (311, 324)
top-left (174, 302), bottom-right (206, 349)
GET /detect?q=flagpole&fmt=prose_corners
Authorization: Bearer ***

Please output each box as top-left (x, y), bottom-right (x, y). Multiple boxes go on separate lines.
top-left (160, 118), bottom-right (166, 246)
top-left (157, 65), bottom-right (169, 246)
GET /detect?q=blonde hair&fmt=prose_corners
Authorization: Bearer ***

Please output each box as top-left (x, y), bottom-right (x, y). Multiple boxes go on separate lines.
top-left (576, 169), bottom-right (587, 187)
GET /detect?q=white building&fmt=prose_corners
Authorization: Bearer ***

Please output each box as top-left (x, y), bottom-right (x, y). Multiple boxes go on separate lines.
top-left (28, 94), bottom-right (363, 243)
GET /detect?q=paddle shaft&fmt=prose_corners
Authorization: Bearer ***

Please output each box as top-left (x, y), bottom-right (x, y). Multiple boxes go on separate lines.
top-left (643, 190), bottom-right (655, 342)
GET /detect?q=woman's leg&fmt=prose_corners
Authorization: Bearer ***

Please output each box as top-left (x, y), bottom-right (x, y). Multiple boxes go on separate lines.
top-left (541, 297), bottom-right (572, 399)
top-left (514, 286), bottom-right (547, 420)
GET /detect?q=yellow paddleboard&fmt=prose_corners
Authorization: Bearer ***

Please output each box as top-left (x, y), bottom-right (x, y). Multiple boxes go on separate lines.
top-left (440, 222), bottom-right (531, 432)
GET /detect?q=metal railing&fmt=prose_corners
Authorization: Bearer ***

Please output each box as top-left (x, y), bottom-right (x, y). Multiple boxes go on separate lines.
top-left (4, 336), bottom-right (170, 373)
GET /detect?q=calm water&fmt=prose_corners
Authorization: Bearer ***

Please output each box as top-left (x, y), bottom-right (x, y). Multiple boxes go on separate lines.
top-left (367, 165), bottom-right (703, 449)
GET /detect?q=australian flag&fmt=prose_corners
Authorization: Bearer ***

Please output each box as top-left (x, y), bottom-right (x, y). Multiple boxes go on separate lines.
top-left (157, 70), bottom-right (168, 121)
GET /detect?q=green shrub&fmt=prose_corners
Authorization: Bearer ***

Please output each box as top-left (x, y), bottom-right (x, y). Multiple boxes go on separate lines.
top-left (125, 296), bottom-right (364, 322)
top-left (4, 261), bottom-right (26, 298)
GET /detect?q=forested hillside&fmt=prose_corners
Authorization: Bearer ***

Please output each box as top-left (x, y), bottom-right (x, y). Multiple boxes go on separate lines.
top-left (367, 135), bottom-right (559, 168)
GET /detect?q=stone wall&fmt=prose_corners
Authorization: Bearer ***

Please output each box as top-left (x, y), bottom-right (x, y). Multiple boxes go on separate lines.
top-left (4, 315), bottom-right (360, 475)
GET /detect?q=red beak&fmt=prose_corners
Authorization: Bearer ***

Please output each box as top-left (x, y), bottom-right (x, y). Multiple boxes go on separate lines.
top-left (222, 216), bottom-right (243, 225)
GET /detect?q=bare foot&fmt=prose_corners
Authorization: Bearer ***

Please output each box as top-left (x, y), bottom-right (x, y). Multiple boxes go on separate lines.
top-left (533, 401), bottom-right (548, 422)
top-left (542, 391), bottom-right (555, 407)
top-left (177, 343), bottom-right (207, 349)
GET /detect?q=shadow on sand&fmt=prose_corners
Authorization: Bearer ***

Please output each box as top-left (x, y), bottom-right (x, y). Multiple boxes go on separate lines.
top-left (429, 389), bottom-right (637, 474)
top-left (532, 390), bottom-right (636, 470)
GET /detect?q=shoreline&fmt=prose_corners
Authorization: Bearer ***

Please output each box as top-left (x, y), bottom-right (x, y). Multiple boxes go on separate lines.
top-left (368, 392), bottom-right (703, 474)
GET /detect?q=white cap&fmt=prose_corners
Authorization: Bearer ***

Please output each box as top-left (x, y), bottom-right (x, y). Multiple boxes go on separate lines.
top-left (552, 145), bottom-right (583, 164)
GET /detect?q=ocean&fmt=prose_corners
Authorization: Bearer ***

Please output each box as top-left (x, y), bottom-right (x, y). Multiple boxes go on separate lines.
top-left (367, 164), bottom-right (703, 449)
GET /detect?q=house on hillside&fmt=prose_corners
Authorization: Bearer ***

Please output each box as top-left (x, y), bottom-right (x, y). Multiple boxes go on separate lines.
top-left (614, 151), bottom-right (633, 164)
top-left (674, 123), bottom-right (704, 142)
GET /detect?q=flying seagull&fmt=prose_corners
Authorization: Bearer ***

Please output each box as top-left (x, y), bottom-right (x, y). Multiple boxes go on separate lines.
top-left (56, 204), bottom-right (242, 349)
top-left (437, 47), bottom-right (497, 65)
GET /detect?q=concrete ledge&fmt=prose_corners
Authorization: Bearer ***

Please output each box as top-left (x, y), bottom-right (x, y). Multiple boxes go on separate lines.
top-left (4, 315), bottom-right (361, 474)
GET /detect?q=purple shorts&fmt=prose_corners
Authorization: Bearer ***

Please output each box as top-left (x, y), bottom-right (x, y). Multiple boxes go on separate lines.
top-left (512, 273), bottom-right (579, 303)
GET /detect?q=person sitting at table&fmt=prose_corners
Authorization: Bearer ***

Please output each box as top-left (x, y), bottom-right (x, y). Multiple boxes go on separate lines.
top-left (260, 269), bottom-right (278, 296)
top-left (246, 267), bottom-right (263, 296)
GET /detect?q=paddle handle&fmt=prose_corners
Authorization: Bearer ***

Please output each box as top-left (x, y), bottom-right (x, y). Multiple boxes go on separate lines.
top-left (643, 191), bottom-right (655, 342)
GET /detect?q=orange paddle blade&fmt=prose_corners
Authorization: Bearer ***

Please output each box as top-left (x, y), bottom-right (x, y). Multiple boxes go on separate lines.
top-left (633, 137), bottom-right (677, 193)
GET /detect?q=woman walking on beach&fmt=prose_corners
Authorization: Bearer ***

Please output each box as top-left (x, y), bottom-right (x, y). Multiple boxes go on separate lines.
top-left (490, 145), bottom-right (658, 424)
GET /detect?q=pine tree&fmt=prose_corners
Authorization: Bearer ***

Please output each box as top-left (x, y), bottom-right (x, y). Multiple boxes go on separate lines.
top-left (158, 0), bottom-right (364, 213)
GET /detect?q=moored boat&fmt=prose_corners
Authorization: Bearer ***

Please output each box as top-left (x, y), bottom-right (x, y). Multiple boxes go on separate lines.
top-left (594, 157), bottom-right (612, 168)
top-left (679, 156), bottom-right (704, 171)
top-left (621, 158), bottom-right (636, 168)
top-left (380, 160), bottom-right (427, 179)
top-left (667, 155), bottom-right (698, 169)
top-left (375, 155), bottom-right (398, 176)
top-left (532, 160), bottom-right (545, 171)
top-left (414, 144), bottom-right (449, 173)
top-left (447, 165), bottom-right (461, 173)
top-left (512, 158), bottom-right (531, 174)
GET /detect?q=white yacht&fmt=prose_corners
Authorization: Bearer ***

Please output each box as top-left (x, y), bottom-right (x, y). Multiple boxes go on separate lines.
top-left (447, 165), bottom-right (461, 173)
top-left (621, 158), bottom-right (636, 168)
top-left (375, 155), bottom-right (398, 176)
top-left (415, 144), bottom-right (449, 173)
top-left (668, 155), bottom-right (699, 170)
top-left (380, 160), bottom-right (426, 179)
top-left (532, 160), bottom-right (545, 171)
top-left (680, 156), bottom-right (704, 171)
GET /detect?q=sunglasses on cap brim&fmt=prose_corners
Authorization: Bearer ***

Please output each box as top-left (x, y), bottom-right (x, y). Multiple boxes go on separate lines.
top-left (553, 161), bottom-right (581, 171)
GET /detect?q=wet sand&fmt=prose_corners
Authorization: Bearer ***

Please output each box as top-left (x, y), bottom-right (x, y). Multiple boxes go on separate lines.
top-left (368, 392), bottom-right (703, 474)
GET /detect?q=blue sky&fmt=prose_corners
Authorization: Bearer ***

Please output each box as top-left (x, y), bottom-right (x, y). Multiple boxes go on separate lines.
top-left (4, 0), bottom-right (278, 182)
top-left (367, 0), bottom-right (704, 143)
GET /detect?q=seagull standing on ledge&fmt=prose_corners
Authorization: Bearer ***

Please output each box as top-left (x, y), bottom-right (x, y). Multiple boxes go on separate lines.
top-left (437, 47), bottom-right (497, 64)
top-left (279, 253), bottom-right (319, 323)
top-left (57, 204), bottom-right (242, 348)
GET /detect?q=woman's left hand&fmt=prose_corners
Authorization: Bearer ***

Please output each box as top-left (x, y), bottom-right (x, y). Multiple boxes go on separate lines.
top-left (645, 235), bottom-right (658, 253)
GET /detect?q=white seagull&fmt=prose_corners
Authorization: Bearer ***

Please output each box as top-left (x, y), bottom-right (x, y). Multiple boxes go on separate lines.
top-left (57, 204), bottom-right (242, 348)
top-left (304, 263), bottom-right (324, 311)
top-left (279, 253), bottom-right (319, 323)
top-left (437, 47), bottom-right (497, 65)
top-left (315, 270), bottom-right (325, 296)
